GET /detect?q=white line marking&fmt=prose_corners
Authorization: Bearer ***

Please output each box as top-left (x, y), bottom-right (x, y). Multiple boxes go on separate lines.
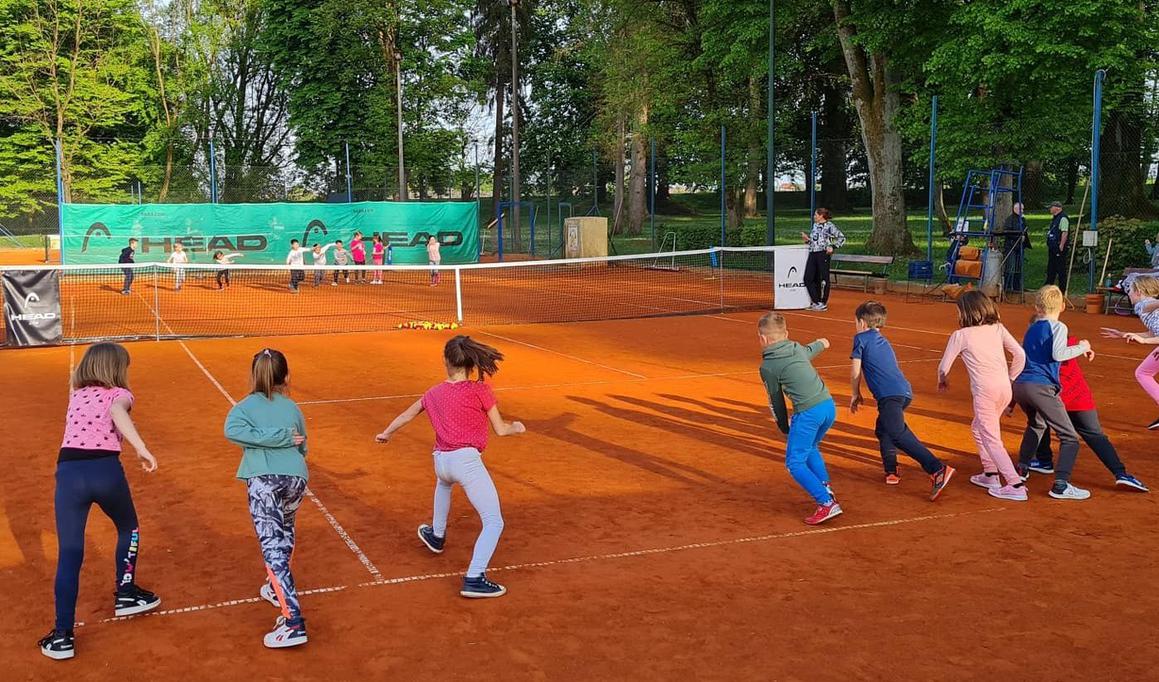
top-left (474, 330), bottom-right (648, 379)
top-left (79, 507), bottom-right (1004, 627)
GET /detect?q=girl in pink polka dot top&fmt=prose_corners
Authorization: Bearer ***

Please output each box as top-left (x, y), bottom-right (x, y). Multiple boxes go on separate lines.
top-left (376, 335), bottom-right (526, 599)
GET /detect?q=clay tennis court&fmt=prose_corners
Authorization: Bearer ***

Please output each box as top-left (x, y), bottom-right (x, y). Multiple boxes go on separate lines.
top-left (2, 285), bottom-right (1158, 680)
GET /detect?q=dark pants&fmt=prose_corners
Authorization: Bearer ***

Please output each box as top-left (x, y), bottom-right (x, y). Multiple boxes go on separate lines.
top-left (1035, 409), bottom-right (1127, 478)
top-left (289, 269), bottom-right (305, 290)
top-left (1045, 249), bottom-right (1068, 291)
top-left (216, 269), bottom-right (231, 288)
top-left (876, 396), bottom-right (944, 475)
top-left (1003, 248), bottom-right (1023, 292)
top-left (804, 251), bottom-right (831, 305)
top-left (121, 268), bottom-right (134, 293)
top-left (54, 457), bottom-right (140, 630)
top-left (1014, 382), bottom-right (1080, 482)
top-left (333, 269), bottom-right (348, 283)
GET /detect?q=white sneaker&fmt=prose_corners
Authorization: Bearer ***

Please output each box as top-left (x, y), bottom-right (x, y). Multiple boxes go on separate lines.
top-left (263, 616), bottom-right (308, 649)
top-left (1049, 482), bottom-right (1091, 500)
top-left (259, 581), bottom-right (280, 608)
top-left (988, 484), bottom-right (1028, 501)
top-left (330, 282), bottom-right (338, 287)
top-left (969, 472), bottom-right (1001, 490)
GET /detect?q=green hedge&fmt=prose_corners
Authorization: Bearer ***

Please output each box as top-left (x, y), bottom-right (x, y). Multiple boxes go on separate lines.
top-left (1098, 216), bottom-right (1159, 277)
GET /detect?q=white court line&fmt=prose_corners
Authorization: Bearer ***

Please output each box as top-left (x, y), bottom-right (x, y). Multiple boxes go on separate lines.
top-left (82, 506), bottom-right (1005, 627)
top-left (474, 330), bottom-right (648, 379)
top-left (134, 291), bottom-right (384, 582)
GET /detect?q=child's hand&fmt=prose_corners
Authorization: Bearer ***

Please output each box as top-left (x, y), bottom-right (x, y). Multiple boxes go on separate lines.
top-left (800, 231), bottom-right (809, 243)
top-left (849, 393), bottom-right (863, 414)
top-left (375, 430), bottom-right (391, 444)
top-left (1100, 327), bottom-right (1124, 339)
top-left (937, 378), bottom-right (949, 393)
top-left (291, 430), bottom-right (306, 446)
top-left (138, 450), bottom-right (158, 472)
top-left (818, 338), bottom-right (830, 349)
top-left (1126, 333), bottom-right (1145, 344)
top-left (1004, 403), bottom-right (1015, 417)
top-left (509, 421), bottom-right (526, 435)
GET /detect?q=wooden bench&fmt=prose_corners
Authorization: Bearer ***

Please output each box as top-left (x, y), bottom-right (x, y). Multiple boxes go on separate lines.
top-left (830, 254), bottom-right (895, 292)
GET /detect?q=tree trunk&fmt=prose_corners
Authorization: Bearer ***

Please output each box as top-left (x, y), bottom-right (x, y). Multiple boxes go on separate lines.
top-left (1099, 108), bottom-right (1158, 218)
top-left (628, 109), bottom-right (649, 235)
top-left (491, 82), bottom-right (506, 224)
top-left (728, 188), bottom-right (745, 230)
top-left (935, 182), bottom-right (951, 234)
top-left (832, 0), bottom-right (912, 255)
top-left (818, 82), bottom-right (851, 212)
top-left (1065, 158), bottom-right (1079, 204)
top-left (1022, 160), bottom-right (1043, 209)
top-left (1151, 158), bottom-right (1159, 200)
top-left (743, 76), bottom-right (761, 218)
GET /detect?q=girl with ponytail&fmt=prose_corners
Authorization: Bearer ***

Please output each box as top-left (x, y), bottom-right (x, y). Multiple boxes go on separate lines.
top-left (224, 348), bottom-right (310, 648)
top-left (376, 335), bottom-right (526, 598)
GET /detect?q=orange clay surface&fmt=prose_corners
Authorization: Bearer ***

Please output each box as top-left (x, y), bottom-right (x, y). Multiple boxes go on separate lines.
top-left (2, 288), bottom-right (1158, 680)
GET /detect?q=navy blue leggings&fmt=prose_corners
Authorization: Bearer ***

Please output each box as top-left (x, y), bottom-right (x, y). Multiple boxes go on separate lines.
top-left (54, 457), bottom-right (140, 630)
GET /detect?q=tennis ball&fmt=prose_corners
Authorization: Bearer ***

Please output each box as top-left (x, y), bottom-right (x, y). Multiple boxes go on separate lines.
top-left (450, 322), bottom-right (459, 329)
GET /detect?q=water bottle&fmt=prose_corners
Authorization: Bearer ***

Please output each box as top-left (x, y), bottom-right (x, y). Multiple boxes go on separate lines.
top-left (387, 244), bottom-right (393, 265)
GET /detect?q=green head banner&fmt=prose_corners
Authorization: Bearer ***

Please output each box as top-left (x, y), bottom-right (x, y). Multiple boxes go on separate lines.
top-left (61, 201), bottom-right (480, 265)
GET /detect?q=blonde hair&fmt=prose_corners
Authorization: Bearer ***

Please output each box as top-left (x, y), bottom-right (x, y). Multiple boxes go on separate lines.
top-left (251, 348), bottom-right (289, 399)
top-left (956, 291), bottom-right (1001, 328)
top-left (1132, 276), bottom-right (1159, 298)
top-left (1035, 285), bottom-right (1065, 315)
top-left (73, 342), bottom-right (130, 390)
top-left (758, 312), bottom-right (787, 335)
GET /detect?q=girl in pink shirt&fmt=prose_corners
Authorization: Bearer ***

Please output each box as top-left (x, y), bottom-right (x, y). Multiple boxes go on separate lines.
top-left (40, 343), bottom-right (160, 661)
top-left (370, 235), bottom-right (385, 285)
top-left (350, 231), bottom-right (366, 283)
top-left (376, 336), bottom-right (526, 598)
top-left (938, 291), bottom-right (1028, 501)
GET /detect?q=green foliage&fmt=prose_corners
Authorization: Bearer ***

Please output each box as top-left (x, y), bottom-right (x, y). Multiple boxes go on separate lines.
top-left (1098, 215), bottom-right (1159, 276)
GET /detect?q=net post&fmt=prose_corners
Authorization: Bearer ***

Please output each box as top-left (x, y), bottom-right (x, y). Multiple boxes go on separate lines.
top-left (718, 247), bottom-right (725, 312)
top-left (454, 267), bottom-right (464, 323)
top-left (153, 266), bottom-right (161, 341)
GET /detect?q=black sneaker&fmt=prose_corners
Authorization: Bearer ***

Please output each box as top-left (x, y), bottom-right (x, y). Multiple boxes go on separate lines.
top-left (1016, 463), bottom-right (1030, 482)
top-left (114, 585), bottom-right (161, 617)
top-left (38, 629), bottom-right (75, 660)
top-left (1028, 458), bottom-right (1055, 475)
top-left (417, 524), bottom-right (445, 554)
top-left (461, 574), bottom-right (507, 599)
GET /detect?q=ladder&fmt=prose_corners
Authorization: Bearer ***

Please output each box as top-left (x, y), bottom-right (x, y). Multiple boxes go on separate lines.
top-left (945, 166), bottom-right (1023, 292)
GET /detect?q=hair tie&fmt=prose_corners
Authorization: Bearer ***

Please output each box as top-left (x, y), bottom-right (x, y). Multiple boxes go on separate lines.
top-left (262, 349), bottom-right (272, 357)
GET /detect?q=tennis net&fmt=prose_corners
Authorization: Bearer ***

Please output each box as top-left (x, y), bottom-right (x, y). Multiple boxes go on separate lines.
top-left (0, 246), bottom-right (784, 346)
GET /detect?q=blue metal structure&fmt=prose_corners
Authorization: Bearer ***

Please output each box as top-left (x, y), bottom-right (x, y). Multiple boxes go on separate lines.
top-left (55, 138), bottom-right (65, 261)
top-left (809, 112), bottom-right (817, 219)
top-left (209, 139), bottom-right (218, 203)
top-left (926, 95), bottom-right (938, 265)
top-left (1090, 70), bottom-right (1106, 291)
top-left (496, 200), bottom-right (539, 261)
top-left (344, 141), bottom-right (353, 202)
top-left (946, 166), bottom-right (1024, 287)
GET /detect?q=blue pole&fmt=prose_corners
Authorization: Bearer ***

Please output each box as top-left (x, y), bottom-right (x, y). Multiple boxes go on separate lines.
top-left (1090, 70), bottom-right (1105, 291)
top-left (926, 95), bottom-right (938, 265)
top-left (720, 125), bottom-right (726, 248)
top-left (650, 137), bottom-right (656, 250)
top-left (209, 139), bottom-right (217, 203)
top-left (55, 138), bottom-right (65, 263)
top-left (809, 111), bottom-right (817, 218)
top-left (344, 141), bottom-right (353, 202)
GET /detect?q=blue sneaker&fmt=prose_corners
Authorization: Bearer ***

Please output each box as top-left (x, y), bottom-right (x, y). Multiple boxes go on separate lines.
top-left (461, 574), bottom-right (506, 599)
top-left (1115, 474), bottom-right (1149, 492)
top-left (417, 524), bottom-right (445, 554)
top-left (1028, 459), bottom-right (1054, 475)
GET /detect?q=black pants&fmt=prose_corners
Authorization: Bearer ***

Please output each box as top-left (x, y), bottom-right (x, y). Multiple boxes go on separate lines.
top-left (216, 269), bottom-right (230, 288)
top-left (1003, 248), bottom-right (1023, 292)
top-left (1035, 409), bottom-right (1126, 478)
top-left (804, 251), bottom-right (831, 305)
top-left (1045, 249), bottom-right (1068, 291)
top-left (289, 269), bottom-right (305, 290)
top-left (876, 396), bottom-right (944, 475)
top-left (121, 268), bottom-right (134, 293)
top-left (333, 269), bottom-right (348, 283)
top-left (54, 457), bottom-right (140, 630)
top-left (1014, 383), bottom-right (1081, 482)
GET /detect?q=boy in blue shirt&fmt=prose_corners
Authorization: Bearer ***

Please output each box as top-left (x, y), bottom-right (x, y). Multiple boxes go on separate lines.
top-left (850, 301), bottom-right (955, 500)
top-left (1013, 285), bottom-right (1092, 500)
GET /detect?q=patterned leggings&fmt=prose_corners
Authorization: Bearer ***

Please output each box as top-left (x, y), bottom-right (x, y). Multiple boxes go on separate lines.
top-left (247, 475), bottom-right (308, 623)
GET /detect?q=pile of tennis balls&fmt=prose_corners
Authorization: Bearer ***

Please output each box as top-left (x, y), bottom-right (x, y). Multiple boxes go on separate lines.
top-left (396, 320), bottom-right (460, 331)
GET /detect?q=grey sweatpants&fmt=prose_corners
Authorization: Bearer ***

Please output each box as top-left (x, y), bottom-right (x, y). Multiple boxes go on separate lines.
top-left (432, 448), bottom-right (504, 577)
top-left (1013, 383), bottom-right (1080, 483)
top-left (247, 474), bottom-right (308, 623)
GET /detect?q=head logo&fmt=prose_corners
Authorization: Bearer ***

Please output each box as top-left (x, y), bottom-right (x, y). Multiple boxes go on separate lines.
top-left (81, 223), bottom-right (111, 252)
top-left (787, 266), bottom-right (798, 278)
top-left (24, 292), bottom-right (40, 306)
top-left (303, 219), bottom-right (328, 245)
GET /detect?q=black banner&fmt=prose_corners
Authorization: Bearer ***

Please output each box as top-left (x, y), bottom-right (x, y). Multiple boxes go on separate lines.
top-left (3, 270), bottom-right (63, 346)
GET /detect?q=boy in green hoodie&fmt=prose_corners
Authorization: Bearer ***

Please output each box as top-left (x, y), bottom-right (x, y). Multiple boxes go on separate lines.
top-left (758, 312), bottom-right (843, 525)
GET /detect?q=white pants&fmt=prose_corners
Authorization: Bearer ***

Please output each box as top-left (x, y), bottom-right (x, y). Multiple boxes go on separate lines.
top-left (432, 448), bottom-right (503, 577)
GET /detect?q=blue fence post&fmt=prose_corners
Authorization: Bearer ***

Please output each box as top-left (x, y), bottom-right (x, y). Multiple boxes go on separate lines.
top-left (344, 141), bottom-right (353, 202)
top-left (649, 137), bottom-right (656, 250)
top-left (209, 139), bottom-right (218, 203)
top-left (720, 125), bottom-right (726, 248)
top-left (809, 111), bottom-right (818, 219)
top-left (1090, 70), bottom-right (1106, 292)
top-left (55, 138), bottom-right (65, 263)
top-left (926, 95), bottom-right (938, 265)
top-left (766, 0), bottom-right (775, 247)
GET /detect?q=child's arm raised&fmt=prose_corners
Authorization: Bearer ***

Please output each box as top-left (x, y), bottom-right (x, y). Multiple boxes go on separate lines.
top-left (376, 399), bottom-right (425, 443)
top-left (804, 338), bottom-right (830, 359)
top-left (487, 405), bottom-right (526, 436)
top-left (109, 398), bottom-right (157, 472)
top-left (1125, 332), bottom-right (1159, 345)
top-left (849, 358), bottom-right (865, 413)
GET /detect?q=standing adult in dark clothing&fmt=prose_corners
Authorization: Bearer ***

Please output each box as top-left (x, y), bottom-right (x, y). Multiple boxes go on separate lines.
top-left (119, 239), bottom-right (138, 295)
top-left (799, 208), bottom-right (846, 312)
top-left (1044, 201), bottom-right (1070, 291)
top-left (1000, 203), bottom-right (1031, 292)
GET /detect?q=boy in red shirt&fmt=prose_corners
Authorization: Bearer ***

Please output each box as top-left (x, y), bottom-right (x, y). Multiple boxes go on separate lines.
top-left (1028, 334), bottom-right (1148, 491)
